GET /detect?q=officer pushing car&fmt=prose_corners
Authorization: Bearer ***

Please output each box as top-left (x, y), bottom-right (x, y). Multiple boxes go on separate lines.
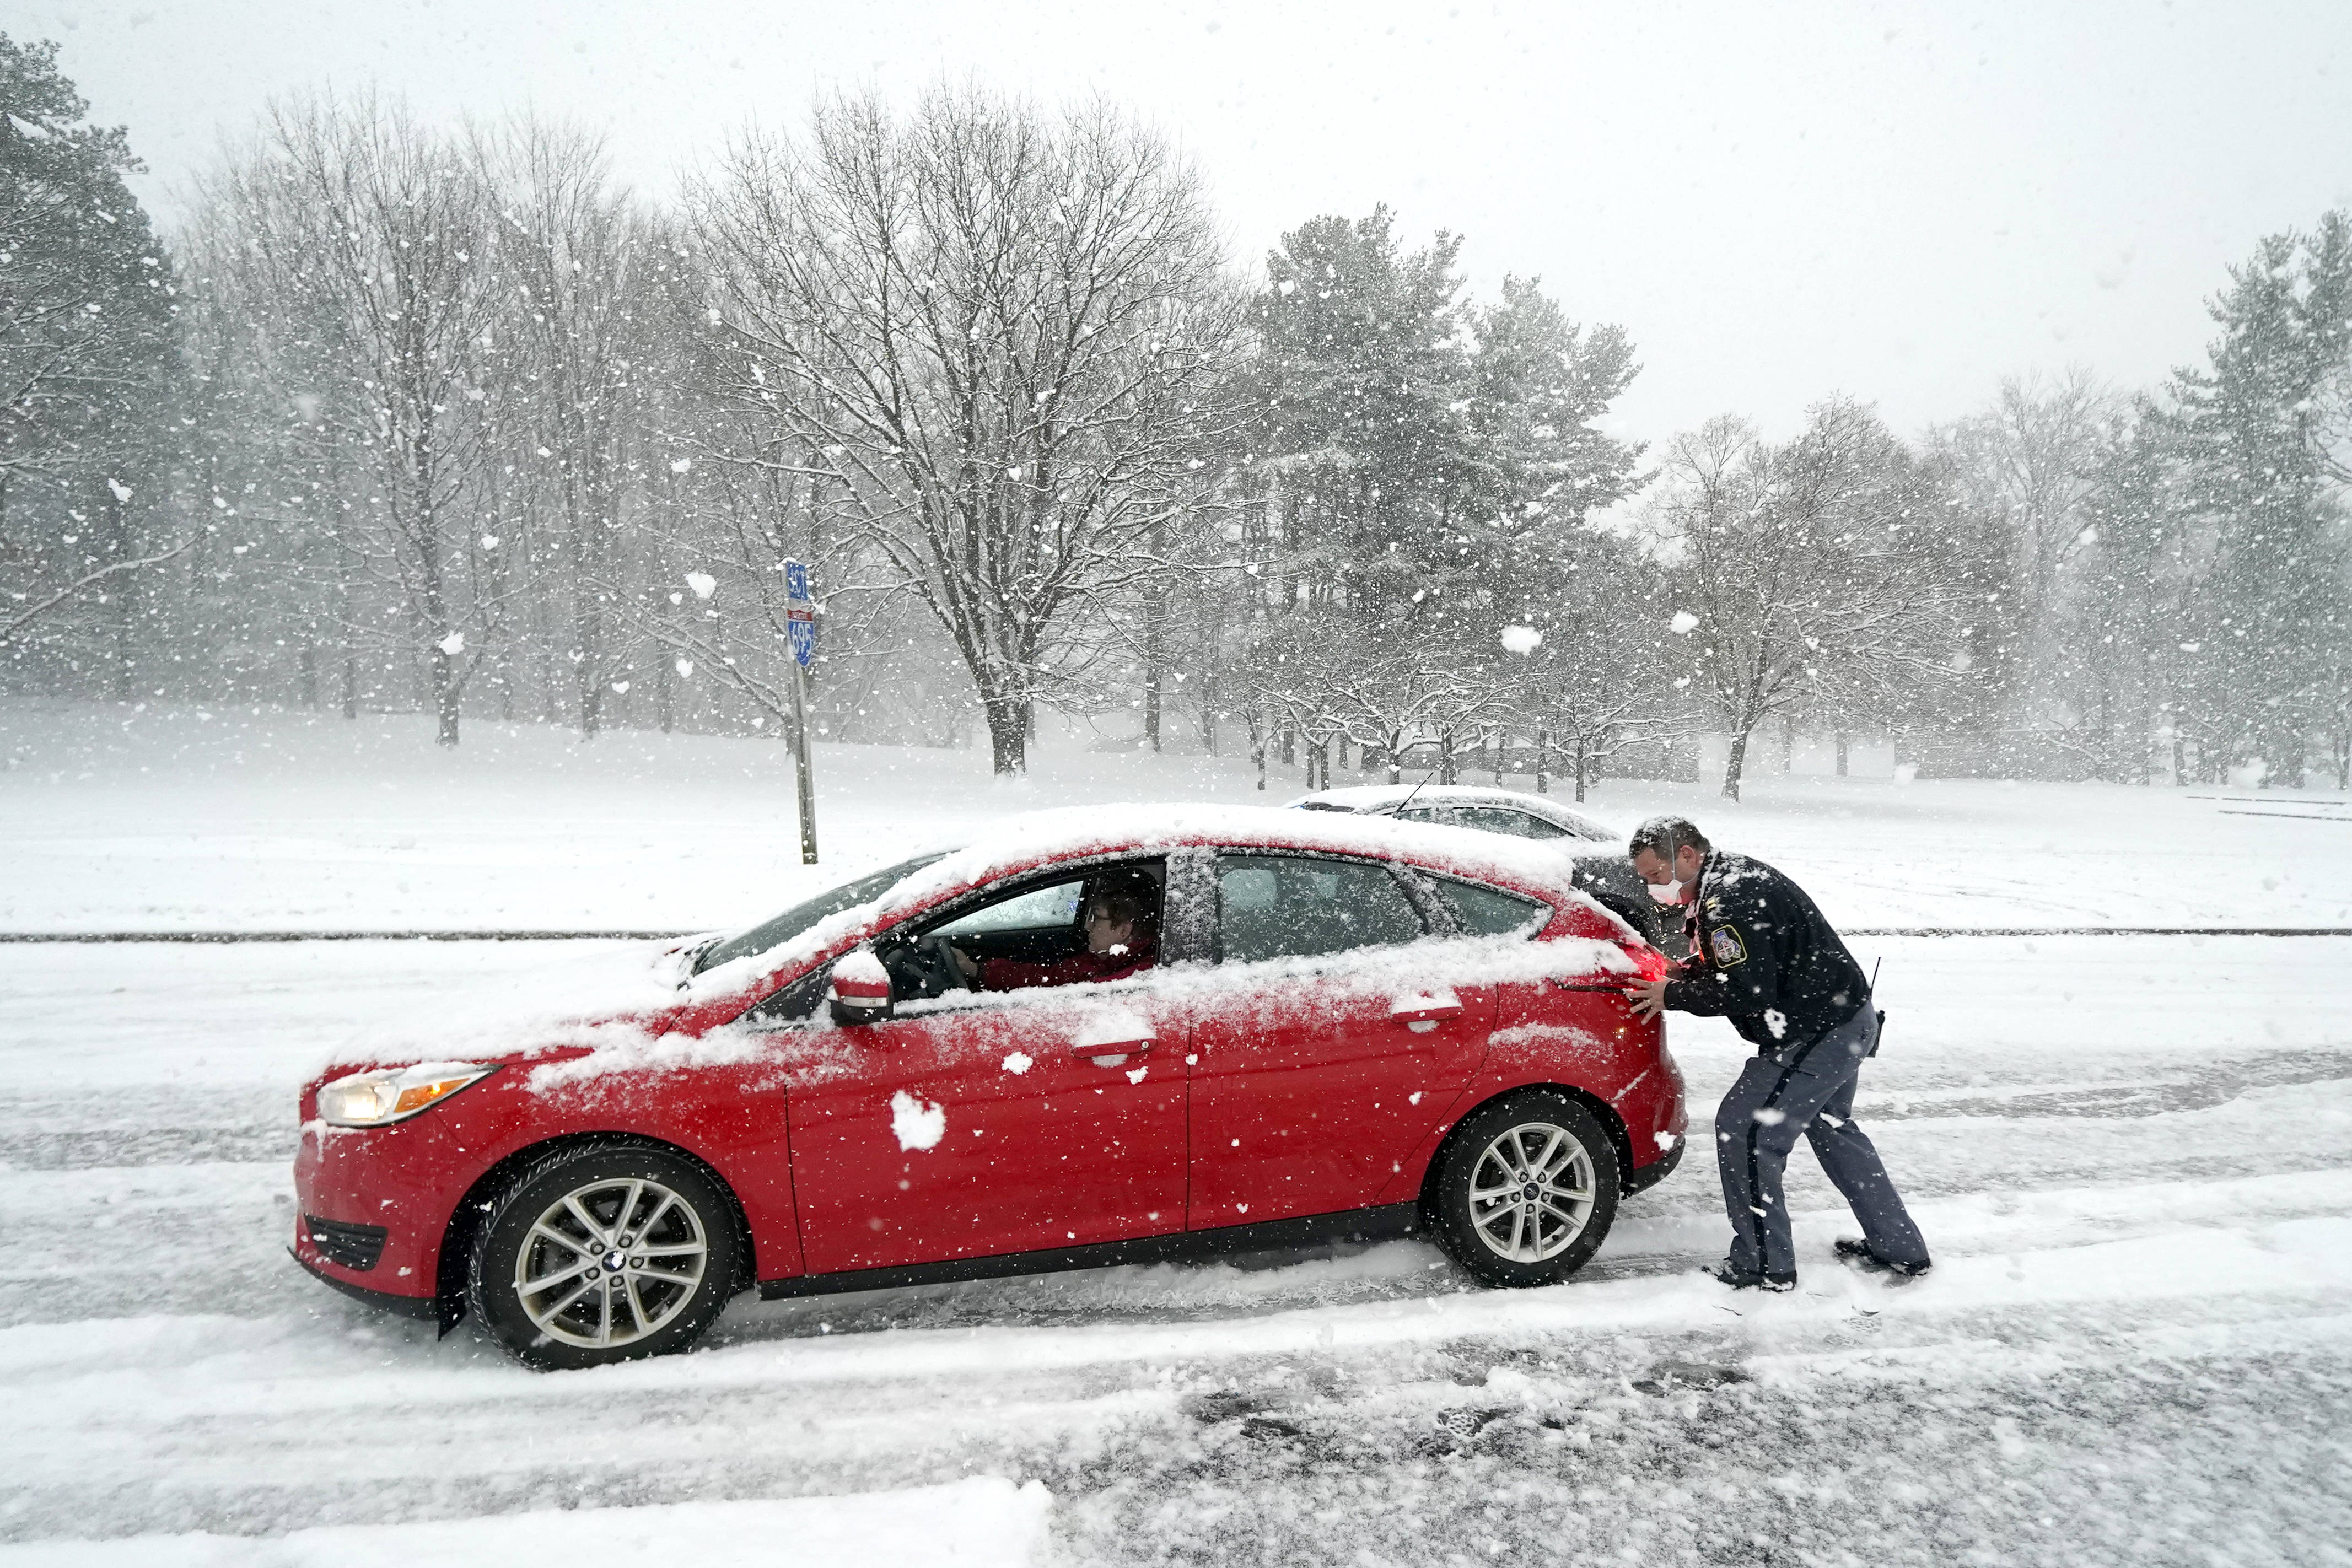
top-left (1619, 815), bottom-right (1931, 1290)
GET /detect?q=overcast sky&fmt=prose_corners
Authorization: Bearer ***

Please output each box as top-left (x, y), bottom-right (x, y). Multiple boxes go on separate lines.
top-left (25, 0), bottom-right (2352, 452)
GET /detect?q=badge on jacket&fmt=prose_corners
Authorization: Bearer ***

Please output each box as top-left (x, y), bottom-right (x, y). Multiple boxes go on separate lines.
top-left (1709, 925), bottom-right (1749, 967)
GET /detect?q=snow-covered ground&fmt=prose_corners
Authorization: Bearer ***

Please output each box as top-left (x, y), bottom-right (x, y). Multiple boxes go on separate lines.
top-left (2, 702), bottom-right (2349, 1564)
top-left (4, 698), bottom-right (2349, 934)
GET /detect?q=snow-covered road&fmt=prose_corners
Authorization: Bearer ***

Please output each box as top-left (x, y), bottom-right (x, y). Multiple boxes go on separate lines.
top-left (2, 934), bottom-right (2345, 1565)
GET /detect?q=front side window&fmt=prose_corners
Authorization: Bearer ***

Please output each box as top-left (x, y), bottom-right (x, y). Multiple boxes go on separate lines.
top-left (1215, 853), bottom-right (1427, 964)
top-left (902, 860), bottom-right (1165, 1000)
top-left (929, 878), bottom-right (1085, 939)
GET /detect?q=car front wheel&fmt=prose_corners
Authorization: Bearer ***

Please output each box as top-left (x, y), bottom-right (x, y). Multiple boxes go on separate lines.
top-left (469, 1142), bottom-right (741, 1371)
top-left (1426, 1091), bottom-right (1620, 1287)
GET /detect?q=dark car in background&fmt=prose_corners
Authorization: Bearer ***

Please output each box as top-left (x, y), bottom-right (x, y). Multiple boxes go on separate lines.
top-left (1288, 785), bottom-right (1673, 952)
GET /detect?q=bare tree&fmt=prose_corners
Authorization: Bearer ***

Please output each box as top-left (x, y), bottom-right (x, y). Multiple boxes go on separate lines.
top-left (690, 86), bottom-right (1245, 773)
top-left (1515, 627), bottom-right (1687, 802)
top-left (1931, 368), bottom-right (2122, 709)
top-left (1325, 638), bottom-right (1482, 786)
top-left (473, 118), bottom-right (649, 738)
top-left (1650, 401), bottom-right (1969, 800)
top-left (206, 95), bottom-right (507, 745)
top-left (0, 534), bottom-right (192, 648)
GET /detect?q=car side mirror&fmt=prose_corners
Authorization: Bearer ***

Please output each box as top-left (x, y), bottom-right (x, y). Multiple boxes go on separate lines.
top-left (826, 949), bottom-right (895, 1027)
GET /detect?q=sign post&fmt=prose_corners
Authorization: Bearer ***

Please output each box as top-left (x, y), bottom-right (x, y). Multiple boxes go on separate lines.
top-left (784, 559), bottom-right (819, 865)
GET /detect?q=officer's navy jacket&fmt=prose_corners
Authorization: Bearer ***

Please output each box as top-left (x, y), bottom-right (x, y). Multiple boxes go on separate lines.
top-left (1662, 850), bottom-right (1872, 1053)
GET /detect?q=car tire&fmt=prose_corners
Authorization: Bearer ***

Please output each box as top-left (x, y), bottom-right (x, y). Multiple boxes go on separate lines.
top-left (1425, 1091), bottom-right (1621, 1288)
top-left (469, 1141), bottom-right (742, 1371)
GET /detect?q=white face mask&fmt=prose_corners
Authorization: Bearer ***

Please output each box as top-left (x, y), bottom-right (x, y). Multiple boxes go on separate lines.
top-left (1646, 878), bottom-right (1686, 906)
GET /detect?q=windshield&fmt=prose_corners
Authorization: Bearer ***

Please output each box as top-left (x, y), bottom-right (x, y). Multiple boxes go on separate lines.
top-left (692, 852), bottom-right (951, 976)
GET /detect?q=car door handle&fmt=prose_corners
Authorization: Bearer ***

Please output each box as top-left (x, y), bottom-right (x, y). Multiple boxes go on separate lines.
top-left (1072, 1037), bottom-right (1154, 1063)
top-left (1389, 992), bottom-right (1462, 1032)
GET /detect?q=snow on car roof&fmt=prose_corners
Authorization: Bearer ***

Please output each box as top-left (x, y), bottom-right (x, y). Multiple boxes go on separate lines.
top-left (681, 801), bottom-right (1603, 1003)
top-left (882, 801), bottom-right (1587, 915)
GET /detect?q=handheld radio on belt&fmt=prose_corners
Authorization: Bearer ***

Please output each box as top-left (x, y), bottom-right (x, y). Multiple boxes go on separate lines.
top-left (1870, 956), bottom-right (1886, 1058)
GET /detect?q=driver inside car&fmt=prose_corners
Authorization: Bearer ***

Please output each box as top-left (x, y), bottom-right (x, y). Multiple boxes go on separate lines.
top-left (949, 872), bottom-right (1159, 992)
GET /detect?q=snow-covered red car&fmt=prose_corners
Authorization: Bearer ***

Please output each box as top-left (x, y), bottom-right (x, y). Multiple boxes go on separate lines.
top-left (292, 806), bottom-right (1686, 1370)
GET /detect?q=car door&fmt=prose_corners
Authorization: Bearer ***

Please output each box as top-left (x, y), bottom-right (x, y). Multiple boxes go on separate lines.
top-left (1186, 852), bottom-right (1494, 1229)
top-left (778, 859), bottom-right (1191, 1276)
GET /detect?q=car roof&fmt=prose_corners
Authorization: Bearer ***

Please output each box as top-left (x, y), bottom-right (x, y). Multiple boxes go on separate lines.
top-left (678, 802), bottom-right (1623, 1007)
top-left (895, 802), bottom-right (1585, 909)
top-left (1285, 784), bottom-right (1622, 840)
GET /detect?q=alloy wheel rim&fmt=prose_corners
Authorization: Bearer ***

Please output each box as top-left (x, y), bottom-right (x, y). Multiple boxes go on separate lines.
top-left (513, 1176), bottom-right (708, 1349)
top-left (1468, 1120), bottom-right (1594, 1263)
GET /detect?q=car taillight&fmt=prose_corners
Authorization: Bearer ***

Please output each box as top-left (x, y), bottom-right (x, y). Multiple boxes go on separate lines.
top-left (1621, 942), bottom-right (1670, 982)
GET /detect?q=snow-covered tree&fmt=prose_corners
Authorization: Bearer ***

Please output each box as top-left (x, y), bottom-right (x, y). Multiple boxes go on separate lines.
top-left (2168, 212), bottom-right (2352, 784)
top-left (0, 35), bottom-right (185, 665)
top-left (1650, 401), bottom-right (1969, 799)
top-left (690, 87), bottom-right (1246, 774)
top-left (199, 96), bottom-right (509, 745)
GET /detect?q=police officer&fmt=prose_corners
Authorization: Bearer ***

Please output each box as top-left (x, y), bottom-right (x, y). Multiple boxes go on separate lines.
top-left (1619, 815), bottom-right (1930, 1290)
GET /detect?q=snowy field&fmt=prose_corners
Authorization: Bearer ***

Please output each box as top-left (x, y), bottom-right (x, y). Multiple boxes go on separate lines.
top-left (2, 702), bottom-right (2350, 1564)
top-left (4, 698), bottom-right (2350, 936)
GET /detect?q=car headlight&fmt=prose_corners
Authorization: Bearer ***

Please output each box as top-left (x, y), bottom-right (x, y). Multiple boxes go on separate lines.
top-left (317, 1063), bottom-right (494, 1127)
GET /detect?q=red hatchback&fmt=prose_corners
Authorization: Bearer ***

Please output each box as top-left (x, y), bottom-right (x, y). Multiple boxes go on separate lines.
top-left (292, 806), bottom-right (1686, 1369)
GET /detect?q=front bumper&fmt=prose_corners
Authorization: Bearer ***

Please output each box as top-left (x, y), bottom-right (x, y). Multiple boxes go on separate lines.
top-left (289, 1242), bottom-right (442, 1321)
top-left (292, 1116), bottom-right (475, 1311)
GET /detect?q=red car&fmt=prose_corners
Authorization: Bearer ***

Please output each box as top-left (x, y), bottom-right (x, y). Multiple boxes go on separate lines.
top-left (292, 806), bottom-right (1686, 1370)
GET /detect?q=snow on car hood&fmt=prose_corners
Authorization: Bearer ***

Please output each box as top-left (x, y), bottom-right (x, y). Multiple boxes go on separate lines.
top-left (297, 937), bottom-right (703, 1085)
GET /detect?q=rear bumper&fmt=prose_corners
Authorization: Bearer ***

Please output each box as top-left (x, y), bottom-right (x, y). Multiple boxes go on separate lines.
top-left (1622, 1135), bottom-right (1683, 1195)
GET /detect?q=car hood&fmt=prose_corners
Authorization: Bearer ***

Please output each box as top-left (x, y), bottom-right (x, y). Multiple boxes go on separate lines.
top-left (299, 936), bottom-right (728, 1092)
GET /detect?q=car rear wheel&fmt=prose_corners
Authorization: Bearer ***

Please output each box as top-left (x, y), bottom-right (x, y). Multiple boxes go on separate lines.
top-left (470, 1143), bottom-right (741, 1371)
top-left (1426, 1091), bottom-right (1620, 1287)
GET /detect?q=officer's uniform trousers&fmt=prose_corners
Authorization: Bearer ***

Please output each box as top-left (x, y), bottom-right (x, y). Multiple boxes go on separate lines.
top-left (1714, 1003), bottom-right (1929, 1280)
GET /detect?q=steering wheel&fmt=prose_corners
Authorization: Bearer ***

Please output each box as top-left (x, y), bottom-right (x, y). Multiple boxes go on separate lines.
top-left (886, 932), bottom-right (971, 1000)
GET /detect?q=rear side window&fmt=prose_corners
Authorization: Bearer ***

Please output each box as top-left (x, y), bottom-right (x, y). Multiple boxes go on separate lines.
top-left (1216, 854), bottom-right (1427, 964)
top-left (1427, 876), bottom-right (1550, 937)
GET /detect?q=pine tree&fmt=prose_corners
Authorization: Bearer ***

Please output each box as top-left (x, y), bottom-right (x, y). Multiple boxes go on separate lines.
top-left (2171, 212), bottom-right (2352, 783)
top-left (1, 34), bottom-right (183, 661)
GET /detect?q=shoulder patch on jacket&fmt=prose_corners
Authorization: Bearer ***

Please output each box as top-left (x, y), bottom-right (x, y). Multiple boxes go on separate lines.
top-left (1709, 925), bottom-right (1749, 967)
